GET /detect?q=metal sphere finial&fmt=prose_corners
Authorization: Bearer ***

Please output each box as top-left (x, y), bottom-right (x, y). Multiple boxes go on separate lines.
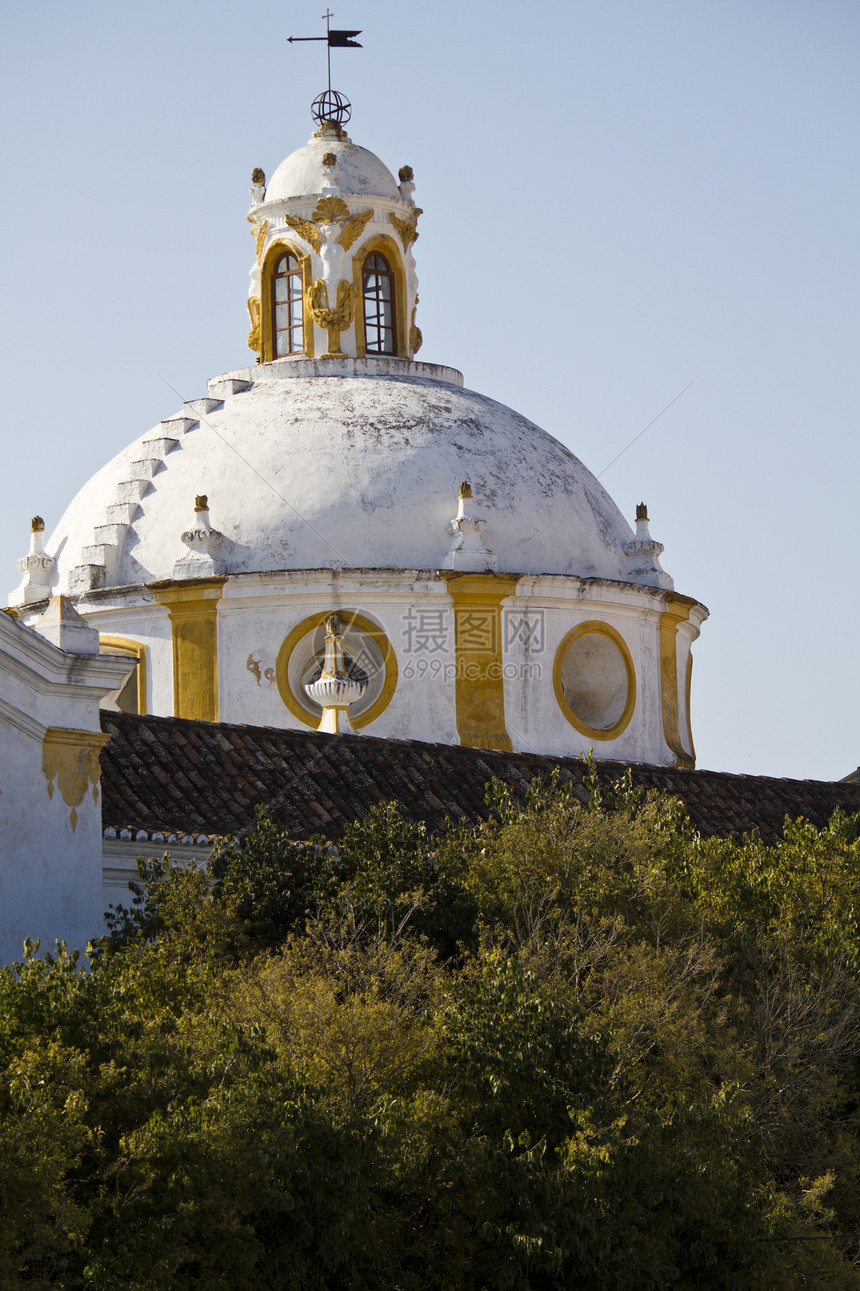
top-left (311, 89), bottom-right (352, 125)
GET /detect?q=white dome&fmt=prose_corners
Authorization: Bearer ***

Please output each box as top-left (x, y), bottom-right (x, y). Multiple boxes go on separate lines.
top-left (46, 359), bottom-right (639, 589)
top-left (265, 132), bottom-right (401, 203)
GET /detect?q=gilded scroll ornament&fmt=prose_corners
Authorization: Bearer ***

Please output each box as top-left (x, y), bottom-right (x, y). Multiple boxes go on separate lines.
top-left (312, 195), bottom-right (351, 223)
top-left (253, 219), bottom-right (269, 264)
top-left (246, 296), bottom-right (262, 352)
top-left (338, 208), bottom-right (374, 251)
top-left (42, 728), bottom-right (109, 832)
top-left (307, 278), bottom-right (354, 357)
top-left (389, 209), bottom-right (422, 249)
top-left (285, 204), bottom-right (373, 257)
top-left (409, 303), bottom-right (423, 355)
top-left (284, 214), bottom-right (322, 254)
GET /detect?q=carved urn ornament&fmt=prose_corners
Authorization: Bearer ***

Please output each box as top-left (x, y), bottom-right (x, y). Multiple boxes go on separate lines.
top-left (304, 613), bottom-right (367, 733)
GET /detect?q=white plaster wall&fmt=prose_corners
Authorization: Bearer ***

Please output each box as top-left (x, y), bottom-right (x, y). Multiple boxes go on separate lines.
top-left (217, 572), bottom-right (458, 743)
top-left (23, 570), bottom-right (706, 767)
top-left (0, 614), bottom-right (130, 963)
top-left (502, 579), bottom-right (687, 765)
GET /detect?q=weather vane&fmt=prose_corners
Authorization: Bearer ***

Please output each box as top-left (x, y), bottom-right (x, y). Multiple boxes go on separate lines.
top-left (288, 10), bottom-right (362, 126)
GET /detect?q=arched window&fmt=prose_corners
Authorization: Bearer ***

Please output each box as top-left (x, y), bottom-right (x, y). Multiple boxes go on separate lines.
top-left (271, 253), bottom-right (304, 356)
top-left (362, 252), bottom-right (397, 355)
top-left (99, 637), bottom-right (148, 715)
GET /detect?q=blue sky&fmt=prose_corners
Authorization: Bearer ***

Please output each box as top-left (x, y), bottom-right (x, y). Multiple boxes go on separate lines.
top-left (1, 0), bottom-right (857, 780)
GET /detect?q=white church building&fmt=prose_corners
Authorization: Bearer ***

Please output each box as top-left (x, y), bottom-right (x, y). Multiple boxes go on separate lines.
top-left (1, 99), bottom-right (712, 961)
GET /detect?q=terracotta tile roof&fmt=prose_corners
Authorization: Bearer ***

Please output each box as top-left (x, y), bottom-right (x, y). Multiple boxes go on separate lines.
top-left (99, 712), bottom-right (860, 846)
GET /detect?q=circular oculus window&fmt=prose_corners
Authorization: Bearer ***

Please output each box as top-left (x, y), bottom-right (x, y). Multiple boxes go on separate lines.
top-left (553, 622), bottom-right (636, 740)
top-left (276, 610), bottom-right (398, 730)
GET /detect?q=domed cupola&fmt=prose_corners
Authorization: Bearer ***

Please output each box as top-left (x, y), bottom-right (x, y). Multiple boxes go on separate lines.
top-left (6, 91), bottom-right (708, 770)
top-left (246, 118), bottom-right (422, 363)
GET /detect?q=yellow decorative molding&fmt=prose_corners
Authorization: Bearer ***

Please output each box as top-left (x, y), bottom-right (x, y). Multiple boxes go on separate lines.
top-left (659, 595), bottom-right (696, 769)
top-left (99, 635), bottom-right (148, 715)
top-left (275, 611), bottom-right (398, 731)
top-left (246, 295), bottom-right (262, 353)
top-left (42, 728), bottom-right (110, 832)
top-left (284, 213), bottom-right (322, 255)
top-left (552, 621), bottom-right (636, 742)
top-left (442, 572), bottom-right (520, 752)
top-left (338, 208), bottom-right (374, 252)
top-left (285, 203), bottom-right (373, 256)
top-left (307, 278), bottom-right (354, 357)
top-left (312, 195), bottom-right (350, 224)
top-left (684, 649), bottom-right (696, 766)
top-left (259, 241), bottom-right (314, 361)
top-left (389, 208), bottom-right (422, 249)
top-left (409, 302), bottom-right (423, 355)
top-left (254, 219), bottom-right (269, 265)
top-left (152, 581), bottom-right (224, 722)
top-left (351, 234), bottom-right (408, 359)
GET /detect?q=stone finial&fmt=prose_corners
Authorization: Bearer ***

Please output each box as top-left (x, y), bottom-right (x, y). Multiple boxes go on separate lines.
top-left (398, 164), bottom-right (416, 203)
top-left (321, 150), bottom-right (340, 196)
top-left (34, 596), bottom-right (100, 655)
top-left (313, 119), bottom-right (349, 142)
top-left (9, 514), bottom-right (56, 607)
top-left (174, 495), bottom-right (225, 579)
top-left (624, 504), bottom-right (673, 590)
top-left (249, 167), bottom-right (266, 205)
top-left (304, 614), bottom-right (366, 734)
top-left (445, 482), bottom-right (498, 572)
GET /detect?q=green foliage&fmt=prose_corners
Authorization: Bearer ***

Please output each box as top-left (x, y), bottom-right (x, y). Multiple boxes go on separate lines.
top-left (1, 778), bottom-right (859, 1287)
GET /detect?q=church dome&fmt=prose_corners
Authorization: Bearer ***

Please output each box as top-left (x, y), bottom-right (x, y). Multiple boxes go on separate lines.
top-left (45, 357), bottom-right (638, 590)
top-left (7, 110), bottom-right (703, 773)
top-left (264, 129), bottom-right (401, 202)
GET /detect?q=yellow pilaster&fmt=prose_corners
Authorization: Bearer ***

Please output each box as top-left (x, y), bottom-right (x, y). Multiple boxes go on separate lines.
top-left (153, 580), bottom-right (224, 721)
top-left (658, 594), bottom-right (696, 769)
top-left (443, 572), bottom-right (520, 752)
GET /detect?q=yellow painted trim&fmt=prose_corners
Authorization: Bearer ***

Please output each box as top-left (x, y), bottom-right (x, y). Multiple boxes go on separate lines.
top-left (275, 611), bottom-right (398, 730)
top-left (260, 241), bottom-right (315, 362)
top-left (152, 581), bottom-right (223, 722)
top-left (684, 649), bottom-right (696, 766)
top-left (99, 635), bottom-right (148, 715)
top-left (552, 620), bottom-right (636, 741)
top-left (442, 572), bottom-right (520, 753)
top-left (659, 595), bottom-right (696, 769)
top-left (42, 727), bottom-right (110, 832)
top-left (351, 234), bottom-right (408, 359)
